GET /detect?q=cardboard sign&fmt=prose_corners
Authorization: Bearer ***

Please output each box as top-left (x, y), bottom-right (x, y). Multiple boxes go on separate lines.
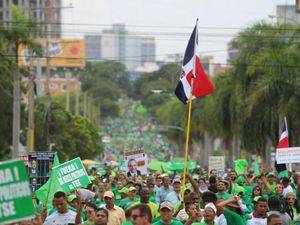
top-left (276, 147), bottom-right (300, 164)
top-left (208, 156), bottom-right (225, 174)
top-left (52, 157), bottom-right (91, 193)
top-left (123, 150), bottom-right (148, 176)
top-left (0, 159), bottom-right (35, 224)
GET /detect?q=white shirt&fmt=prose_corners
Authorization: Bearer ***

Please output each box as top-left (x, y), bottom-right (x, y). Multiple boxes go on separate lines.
top-left (215, 214), bottom-right (227, 225)
top-left (246, 217), bottom-right (267, 225)
top-left (176, 208), bottom-right (188, 222)
top-left (282, 185), bottom-right (294, 197)
top-left (44, 210), bottom-right (76, 225)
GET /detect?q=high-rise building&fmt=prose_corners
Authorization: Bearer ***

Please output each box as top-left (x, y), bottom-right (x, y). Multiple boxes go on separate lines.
top-left (85, 24), bottom-right (156, 70)
top-left (276, 5), bottom-right (300, 24)
top-left (0, 0), bottom-right (62, 38)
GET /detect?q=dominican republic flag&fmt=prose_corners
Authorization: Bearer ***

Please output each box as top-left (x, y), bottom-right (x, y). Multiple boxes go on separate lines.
top-left (174, 20), bottom-right (214, 104)
top-left (277, 118), bottom-right (289, 148)
top-left (275, 117), bottom-right (289, 177)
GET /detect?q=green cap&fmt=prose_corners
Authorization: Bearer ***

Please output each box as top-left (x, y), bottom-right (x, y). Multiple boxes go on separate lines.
top-left (119, 187), bottom-right (129, 194)
top-left (67, 194), bottom-right (77, 203)
top-left (253, 196), bottom-right (262, 203)
top-left (128, 186), bottom-right (137, 192)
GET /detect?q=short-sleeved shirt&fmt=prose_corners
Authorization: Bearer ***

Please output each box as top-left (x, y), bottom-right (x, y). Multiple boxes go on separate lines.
top-left (152, 219), bottom-right (183, 225)
top-left (44, 210), bottom-right (77, 225)
top-left (105, 205), bottom-right (126, 225)
top-left (246, 217), bottom-right (267, 225)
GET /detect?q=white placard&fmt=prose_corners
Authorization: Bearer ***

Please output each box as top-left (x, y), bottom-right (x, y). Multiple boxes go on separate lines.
top-left (209, 156), bottom-right (225, 173)
top-left (276, 147), bottom-right (300, 164)
top-left (123, 150), bottom-right (148, 176)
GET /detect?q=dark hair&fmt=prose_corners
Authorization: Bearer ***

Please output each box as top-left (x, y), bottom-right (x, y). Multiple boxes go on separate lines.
top-left (96, 208), bottom-right (109, 218)
top-left (54, 191), bottom-right (66, 199)
top-left (185, 202), bottom-right (195, 211)
top-left (252, 186), bottom-right (262, 198)
top-left (125, 207), bottom-right (132, 219)
top-left (268, 197), bottom-right (282, 211)
top-left (85, 202), bottom-right (97, 211)
top-left (267, 214), bottom-right (281, 224)
top-left (209, 176), bottom-right (216, 184)
top-left (131, 204), bottom-right (153, 223)
top-left (255, 197), bottom-right (267, 205)
top-left (202, 191), bottom-right (217, 204)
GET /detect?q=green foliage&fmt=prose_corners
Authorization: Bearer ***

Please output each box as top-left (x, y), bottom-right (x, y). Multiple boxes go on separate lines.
top-left (80, 61), bottom-right (130, 118)
top-left (34, 99), bottom-right (103, 161)
top-left (132, 63), bottom-right (181, 114)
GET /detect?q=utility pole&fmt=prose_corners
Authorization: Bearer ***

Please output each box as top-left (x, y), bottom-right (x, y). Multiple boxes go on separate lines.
top-left (45, 0), bottom-right (52, 151)
top-left (65, 70), bottom-right (71, 112)
top-left (12, 43), bottom-right (20, 159)
top-left (27, 52), bottom-right (35, 152)
top-left (75, 73), bottom-right (80, 115)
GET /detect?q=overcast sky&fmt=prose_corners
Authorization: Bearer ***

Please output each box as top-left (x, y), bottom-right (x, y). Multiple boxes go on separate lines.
top-left (61, 0), bottom-right (296, 63)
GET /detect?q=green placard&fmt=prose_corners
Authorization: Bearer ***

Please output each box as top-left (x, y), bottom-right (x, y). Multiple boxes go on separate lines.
top-left (52, 157), bottom-right (91, 193)
top-left (0, 159), bottom-right (35, 224)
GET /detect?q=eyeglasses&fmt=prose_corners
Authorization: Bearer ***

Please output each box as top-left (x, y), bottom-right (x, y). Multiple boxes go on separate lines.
top-left (132, 214), bottom-right (143, 220)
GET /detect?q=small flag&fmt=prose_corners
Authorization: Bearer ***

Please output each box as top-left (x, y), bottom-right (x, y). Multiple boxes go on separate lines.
top-left (175, 20), bottom-right (214, 104)
top-left (275, 117), bottom-right (289, 177)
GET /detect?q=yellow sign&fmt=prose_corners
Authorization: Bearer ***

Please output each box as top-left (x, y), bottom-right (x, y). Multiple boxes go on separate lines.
top-left (19, 39), bottom-right (86, 68)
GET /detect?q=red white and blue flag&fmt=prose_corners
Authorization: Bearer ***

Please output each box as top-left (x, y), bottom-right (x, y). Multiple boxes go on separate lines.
top-left (275, 117), bottom-right (289, 174)
top-left (277, 118), bottom-right (289, 148)
top-left (175, 20), bottom-right (214, 103)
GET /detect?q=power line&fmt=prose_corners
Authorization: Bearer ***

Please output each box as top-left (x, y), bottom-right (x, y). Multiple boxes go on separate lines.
top-left (3, 20), bottom-right (300, 31)
top-left (3, 53), bottom-right (300, 68)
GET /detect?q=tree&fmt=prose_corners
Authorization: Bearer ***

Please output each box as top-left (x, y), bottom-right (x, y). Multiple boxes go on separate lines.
top-left (34, 99), bottom-right (103, 161)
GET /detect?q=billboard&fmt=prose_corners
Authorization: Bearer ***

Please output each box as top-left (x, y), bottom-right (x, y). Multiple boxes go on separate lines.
top-left (19, 39), bottom-right (86, 68)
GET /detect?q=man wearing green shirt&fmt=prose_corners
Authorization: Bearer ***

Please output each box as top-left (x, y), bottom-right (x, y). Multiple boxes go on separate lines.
top-left (152, 201), bottom-right (183, 225)
top-left (120, 187), bottom-right (138, 210)
top-left (216, 180), bottom-right (232, 200)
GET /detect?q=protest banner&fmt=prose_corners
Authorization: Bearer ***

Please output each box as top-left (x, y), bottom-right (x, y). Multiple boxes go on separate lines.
top-left (52, 157), bottom-right (91, 193)
top-left (276, 147), bottom-right (300, 164)
top-left (0, 159), bottom-right (35, 224)
top-left (208, 156), bottom-right (225, 176)
top-left (123, 150), bottom-right (148, 176)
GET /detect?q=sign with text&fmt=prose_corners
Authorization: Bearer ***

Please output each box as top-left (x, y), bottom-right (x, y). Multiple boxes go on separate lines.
top-left (52, 157), bottom-right (91, 193)
top-left (208, 156), bottom-right (225, 174)
top-left (276, 147), bottom-right (300, 164)
top-left (0, 159), bottom-right (35, 224)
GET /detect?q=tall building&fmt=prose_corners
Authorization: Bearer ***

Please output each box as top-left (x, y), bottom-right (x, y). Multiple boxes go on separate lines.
top-left (85, 24), bottom-right (156, 70)
top-left (0, 0), bottom-right (62, 38)
top-left (276, 5), bottom-right (300, 24)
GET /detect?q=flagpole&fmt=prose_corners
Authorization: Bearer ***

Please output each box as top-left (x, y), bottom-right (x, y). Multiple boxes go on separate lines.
top-left (285, 117), bottom-right (292, 172)
top-left (182, 19), bottom-right (198, 190)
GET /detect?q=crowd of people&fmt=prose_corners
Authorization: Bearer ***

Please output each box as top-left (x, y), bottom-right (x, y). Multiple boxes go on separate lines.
top-left (13, 163), bottom-right (300, 225)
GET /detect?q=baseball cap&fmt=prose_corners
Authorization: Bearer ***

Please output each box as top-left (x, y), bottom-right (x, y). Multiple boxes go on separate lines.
top-left (103, 191), bottom-right (114, 198)
top-left (119, 187), bottom-right (129, 194)
top-left (67, 194), bottom-right (77, 203)
top-left (128, 186), bottom-right (137, 192)
top-left (173, 178), bottom-right (181, 184)
top-left (160, 201), bottom-right (173, 210)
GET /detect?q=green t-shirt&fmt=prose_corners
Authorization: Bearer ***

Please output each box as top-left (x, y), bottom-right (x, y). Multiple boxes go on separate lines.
top-left (119, 197), bottom-right (138, 210)
top-left (152, 219), bottom-right (183, 225)
top-left (122, 221), bottom-right (133, 225)
top-left (216, 192), bottom-right (232, 200)
top-left (224, 208), bottom-right (246, 225)
top-left (83, 220), bottom-right (95, 225)
top-left (192, 222), bottom-right (216, 225)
